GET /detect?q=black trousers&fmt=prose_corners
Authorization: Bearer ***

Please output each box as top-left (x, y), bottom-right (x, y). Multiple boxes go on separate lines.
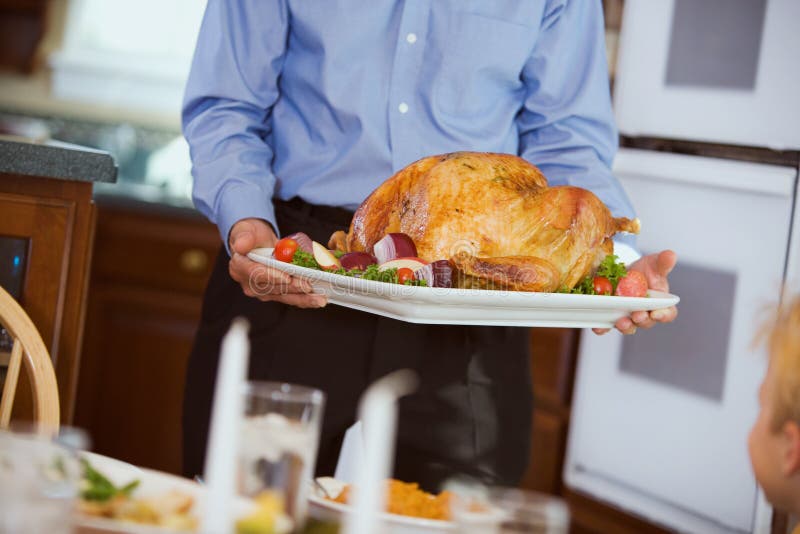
top-left (182, 198), bottom-right (533, 491)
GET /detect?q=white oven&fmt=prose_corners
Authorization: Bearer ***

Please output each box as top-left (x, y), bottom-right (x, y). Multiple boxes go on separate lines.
top-left (565, 149), bottom-right (798, 534)
top-left (564, 0), bottom-right (800, 532)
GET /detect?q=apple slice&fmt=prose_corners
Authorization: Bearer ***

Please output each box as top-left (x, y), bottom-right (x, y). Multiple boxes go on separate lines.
top-left (312, 241), bottom-right (341, 270)
top-left (378, 257), bottom-right (428, 272)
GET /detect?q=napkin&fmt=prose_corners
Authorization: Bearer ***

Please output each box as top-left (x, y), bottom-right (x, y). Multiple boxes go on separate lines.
top-left (333, 420), bottom-right (364, 484)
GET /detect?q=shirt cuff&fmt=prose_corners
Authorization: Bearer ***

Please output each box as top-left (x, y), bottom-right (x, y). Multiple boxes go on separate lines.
top-left (216, 183), bottom-right (279, 255)
top-left (613, 240), bottom-right (642, 266)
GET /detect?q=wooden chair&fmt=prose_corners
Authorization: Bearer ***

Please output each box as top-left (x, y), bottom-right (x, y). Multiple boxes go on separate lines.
top-left (0, 285), bottom-right (60, 428)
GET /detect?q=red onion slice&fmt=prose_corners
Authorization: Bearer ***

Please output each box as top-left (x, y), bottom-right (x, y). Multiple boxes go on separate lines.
top-left (414, 260), bottom-right (453, 288)
top-left (372, 233), bottom-right (417, 264)
top-left (285, 232), bottom-right (313, 254)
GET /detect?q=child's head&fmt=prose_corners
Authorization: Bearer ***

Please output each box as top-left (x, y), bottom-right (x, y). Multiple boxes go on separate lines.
top-left (748, 293), bottom-right (800, 514)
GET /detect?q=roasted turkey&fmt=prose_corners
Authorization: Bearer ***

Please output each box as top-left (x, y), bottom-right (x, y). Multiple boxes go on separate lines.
top-left (328, 152), bottom-right (639, 292)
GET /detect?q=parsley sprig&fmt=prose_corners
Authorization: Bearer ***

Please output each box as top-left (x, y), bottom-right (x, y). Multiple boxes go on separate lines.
top-left (81, 459), bottom-right (140, 502)
top-left (560, 254), bottom-right (627, 295)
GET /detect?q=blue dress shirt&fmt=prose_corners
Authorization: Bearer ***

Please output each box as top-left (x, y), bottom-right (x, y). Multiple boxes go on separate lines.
top-left (183, 0), bottom-right (637, 252)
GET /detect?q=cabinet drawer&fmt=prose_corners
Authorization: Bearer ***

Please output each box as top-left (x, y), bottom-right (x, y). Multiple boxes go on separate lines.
top-left (92, 204), bottom-right (221, 294)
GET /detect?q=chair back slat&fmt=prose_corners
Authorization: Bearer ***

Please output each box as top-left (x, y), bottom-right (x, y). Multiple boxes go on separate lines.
top-left (0, 339), bottom-right (23, 428)
top-left (0, 286), bottom-right (59, 429)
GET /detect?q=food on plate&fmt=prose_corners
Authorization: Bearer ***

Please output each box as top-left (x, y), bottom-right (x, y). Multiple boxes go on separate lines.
top-left (79, 460), bottom-right (295, 533)
top-left (328, 152), bottom-right (640, 292)
top-left (414, 260), bottom-right (454, 288)
top-left (615, 269), bottom-right (648, 297)
top-left (564, 254), bottom-right (649, 297)
top-left (275, 237), bottom-right (428, 286)
top-left (377, 257), bottom-right (428, 272)
top-left (312, 241), bottom-right (342, 270)
top-left (78, 460), bottom-right (197, 531)
top-left (339, 251), bottom-right (378, 271)
top-left (275, 230), bottom-right (646, 297)
top-left (396, 267), bottom-right (415, 285)
top-left (80, 458), bottom-right (140, 502)
top-left (285, 232), bottom-right (314, 254)
top-left (372, 233), bottom-right (418, 264)
top-left (235, 491), bottom-right (293, 534)
top-left (273, 237), bottom-right (299, 263)
top-left (328, 479), bottom-right (453, 521)
top-left (592, 276), bottom-right (613, 296)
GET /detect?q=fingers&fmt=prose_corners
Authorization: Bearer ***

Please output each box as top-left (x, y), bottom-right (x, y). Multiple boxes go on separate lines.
top-left (248, 263), bottom-right (313, 294)
top-left (650, 305), bottom-right (678, 323)
top-left (230, 254), bottom-right (317, 303)
top-left (230, 223), bottom-right (257, 255)
top-left (229, 218), bottom-right (278, 255)
top-left (272, 293), bottom-right (327, 308)
top-left (230, 253), bottom-right (290, 286)
top-left (656, 250), bottom-right (677, 277)
top-left (614, 316), bottom-right (637, 335)
top-left (596, 303), bottom-right (679, 337)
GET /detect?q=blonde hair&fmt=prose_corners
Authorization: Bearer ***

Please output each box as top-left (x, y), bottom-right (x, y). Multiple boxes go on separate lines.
top-left (765, 293), bottom-right (800, 430)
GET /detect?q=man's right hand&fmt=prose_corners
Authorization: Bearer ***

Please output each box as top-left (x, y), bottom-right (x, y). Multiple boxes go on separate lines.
top-left (228, 218), bottom-right (327, 308)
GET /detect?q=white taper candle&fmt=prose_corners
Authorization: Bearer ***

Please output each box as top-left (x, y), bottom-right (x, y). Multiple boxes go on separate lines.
top-left (201, 317), bottom-right (250, 534)
top-left (344, 369), bottom-right (418, 534)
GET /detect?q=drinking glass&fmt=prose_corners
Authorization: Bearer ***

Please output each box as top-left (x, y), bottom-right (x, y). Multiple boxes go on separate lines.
top-left (452, 484), bottom-right (570, 534)
top-left (0, 425), bottom-right (89, 534)
top-left (239, 382), bottom-right (325, 526)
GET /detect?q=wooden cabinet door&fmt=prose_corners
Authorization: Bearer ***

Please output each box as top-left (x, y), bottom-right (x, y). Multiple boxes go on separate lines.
top-left (74, 203), bottom-right (220, 475)
top-left (521, 328), bottom-right (578, 494)
top-left (76, 283), bottom-right (202, 474)
top-left (0, 182), bottom-right (95, 423)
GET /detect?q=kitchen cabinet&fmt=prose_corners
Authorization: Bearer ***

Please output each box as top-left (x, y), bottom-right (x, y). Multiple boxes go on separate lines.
top-left (0, 0), bottom-right (48, 73)
top-left (74, 199), bottom-right (220, 475)
top-left (0, 138), bottom-right (115, 424)
top-left (522, 327), bottom-right (577, 494)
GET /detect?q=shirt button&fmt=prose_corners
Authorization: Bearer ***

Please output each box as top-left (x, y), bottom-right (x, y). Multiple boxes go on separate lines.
top-left (406, 33), bottom-right (417, 44)
top-left (398, 102), bottom-right (409, 114)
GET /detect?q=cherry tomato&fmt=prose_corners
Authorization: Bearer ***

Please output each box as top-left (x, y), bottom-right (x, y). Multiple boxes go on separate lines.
top-left (397, 267), bottom-right (415, 285)
top-left (273, 237), bottom-right (299, 263)
top-left (592, 276), bottom-right (613, 296)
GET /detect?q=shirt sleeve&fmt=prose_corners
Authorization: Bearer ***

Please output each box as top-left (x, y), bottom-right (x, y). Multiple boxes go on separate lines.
top-left (517, 0), bottom-right (640, 256)
top-left (182, 0), bottom-right (289, 248)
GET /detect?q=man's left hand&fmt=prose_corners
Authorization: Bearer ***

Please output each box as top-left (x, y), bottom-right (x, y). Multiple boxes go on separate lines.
top-left (593, 249), bottom-right (678, 336)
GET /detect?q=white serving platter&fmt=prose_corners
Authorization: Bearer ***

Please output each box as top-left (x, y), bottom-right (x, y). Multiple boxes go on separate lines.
top-left (247, 248), bottom-right (680, 329)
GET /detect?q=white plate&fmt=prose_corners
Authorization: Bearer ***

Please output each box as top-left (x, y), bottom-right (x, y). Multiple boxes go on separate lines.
top-left (75, 452), bottom-right (257, 534)
top-left (308, 478), bottom-right (455, 533)
top-left (247, 248), bottom-right (680, 328)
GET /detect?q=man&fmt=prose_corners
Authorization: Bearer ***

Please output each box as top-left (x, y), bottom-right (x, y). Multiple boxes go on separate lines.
top-left (182, 0), bottom-right (677, 490)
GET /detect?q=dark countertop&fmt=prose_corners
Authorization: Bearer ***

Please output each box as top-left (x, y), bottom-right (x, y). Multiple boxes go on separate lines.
top-left (0, 136), bottom-right (117, 183)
